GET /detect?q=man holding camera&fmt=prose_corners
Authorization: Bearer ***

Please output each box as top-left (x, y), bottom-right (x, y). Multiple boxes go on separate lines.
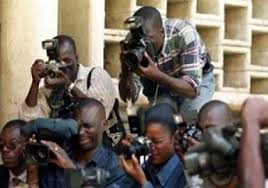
top-left (19, 35), bottom-right (116, 120)
top-left (0, 119), bottom-right (68, 188)
top-left (39, 98), bottom-right (134, 187)
top-left (174, 100), bottom-right (238, 188)
top-left (119, 6), bottom-right (214, 114)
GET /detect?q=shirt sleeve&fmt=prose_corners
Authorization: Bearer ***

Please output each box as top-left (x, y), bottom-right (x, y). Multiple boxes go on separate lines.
top-left (18, 86), bottom-right (50, 121)
top-left (142, 181), bottom-right (154, 188)
top-left (178, 25), bottom-right (203, 92)
top-left (86, 67), bottom-right (116, 118)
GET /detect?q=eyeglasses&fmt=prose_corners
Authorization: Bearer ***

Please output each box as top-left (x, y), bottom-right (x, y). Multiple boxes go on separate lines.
top-left (0, 139), bottom-right (25, 151)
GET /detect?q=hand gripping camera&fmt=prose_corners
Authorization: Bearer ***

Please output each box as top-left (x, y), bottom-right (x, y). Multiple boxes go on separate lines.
top-left (22, 118), bottom-right (78, 166)
top-left (121, 16), bottom-right (157, 71)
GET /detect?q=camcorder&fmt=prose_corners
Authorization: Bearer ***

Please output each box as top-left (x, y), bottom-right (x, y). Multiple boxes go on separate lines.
top-left (184, 123), bottom-right (268, 185)
top-left (22, 118), bottom-right (78, 166)
top-left (42, 39), bottom-right (79, 118)
top-left (121, 16), bottom-right (157, 71)
top-left (42, 39), bottom-right (72, 79)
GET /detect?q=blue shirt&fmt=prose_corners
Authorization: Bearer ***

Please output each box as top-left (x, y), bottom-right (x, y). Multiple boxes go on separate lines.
top-left (74, 146), bottom-right (135, 188)
top-left (142, 154), bottom-right (187, 188)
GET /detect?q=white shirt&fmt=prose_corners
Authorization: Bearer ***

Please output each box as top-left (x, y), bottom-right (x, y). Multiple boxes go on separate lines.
top-left (19, 64), bottom-right (116, 120)
top-left (9, 169), bottom-right (27, 188)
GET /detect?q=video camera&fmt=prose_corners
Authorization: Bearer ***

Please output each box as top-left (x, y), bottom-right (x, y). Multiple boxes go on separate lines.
top-left (22, 118), bottom-right (78, 166)
top-left (121, 16), bottom-right (156, 71)
top-left (42, 39), bottom-right (72, 78)
top-left (184, 123), bottom-right (268, 185)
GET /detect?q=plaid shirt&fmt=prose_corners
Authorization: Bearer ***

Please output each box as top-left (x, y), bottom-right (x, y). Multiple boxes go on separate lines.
top-left (133, 19), bottom-right (210, 99)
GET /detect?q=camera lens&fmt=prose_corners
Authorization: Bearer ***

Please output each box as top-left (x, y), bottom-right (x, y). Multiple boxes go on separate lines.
top-left (125, 47), bottom-right (148, 70)
top-left (29, 144), bottom-right (49, 163)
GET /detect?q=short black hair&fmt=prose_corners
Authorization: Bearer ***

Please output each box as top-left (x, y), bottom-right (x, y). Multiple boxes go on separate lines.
top-left (198, 100), bottom-right (234, 122)
top-left (144, 103), bottom-right (177, 134)
top-left (2, 119), bottom-right (27, 130)
top-left (1, 119), bottom-right (27, 138)
top-left (134, 6), bottom-right (163, 33)
top-left (53, 34), bottom-right (76, 53)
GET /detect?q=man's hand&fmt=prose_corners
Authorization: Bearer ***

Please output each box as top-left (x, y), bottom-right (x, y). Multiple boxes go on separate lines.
top-left (174, 129), bottom-right (200, 159)
top-left (41, 140), bottom-right (76, 169)
top-left (31, 59), bottom-right (47, 84)
top-left (44, 70), bottom-right (72, 89)
top-left (120, 155), bottom-right (147, 186)
top-left (137, 52), bottom-right (162, 81)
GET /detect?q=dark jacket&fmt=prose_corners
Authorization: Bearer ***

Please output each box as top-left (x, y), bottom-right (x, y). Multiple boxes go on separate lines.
top-left (0, 164), bottom-right (70, 188)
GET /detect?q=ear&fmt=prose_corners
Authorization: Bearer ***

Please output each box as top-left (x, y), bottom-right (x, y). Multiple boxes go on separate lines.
top-left (101, 120), bottom-right (110, 131)
top-left (160, 27), bottom-right (164, 35)
top-left (75, 53), bottom-right (79, 61)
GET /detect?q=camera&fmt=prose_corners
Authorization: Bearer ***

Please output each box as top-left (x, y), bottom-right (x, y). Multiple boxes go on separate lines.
top-left (121, 16), bottom-right (156, 71)
top-left (122, 136), bottom-right (151, 159)
top-left (184, 123), bottom-right (268, 185)
top-left (70, 168), bottom-right (111, 188)
top-left (22, 118), bottom-right (78, 166)
top-left (42, 39), bottom-right (71, 78)
top-left (176, 110), bottom-right (202, 152)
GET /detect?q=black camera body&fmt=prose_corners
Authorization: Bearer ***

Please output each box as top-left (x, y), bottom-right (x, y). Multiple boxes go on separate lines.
top-left (22, 118), bottom-right (78, 166)
top-left (122, 136), bottom-right (151, 159)
top-left (121, 16), bottom-right (156, 71)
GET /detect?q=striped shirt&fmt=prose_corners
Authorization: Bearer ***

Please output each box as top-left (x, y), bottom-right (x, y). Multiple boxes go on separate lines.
top-left (19, 64), bottom-right (116, 120)
top-left (134, 19), bottom-right (211, 99)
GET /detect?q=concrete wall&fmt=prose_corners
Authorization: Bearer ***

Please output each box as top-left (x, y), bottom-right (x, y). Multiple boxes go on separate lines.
top-left (0, 0), bottom-right (58, 126)
top-left (1, 0), bottom-right (268, 124)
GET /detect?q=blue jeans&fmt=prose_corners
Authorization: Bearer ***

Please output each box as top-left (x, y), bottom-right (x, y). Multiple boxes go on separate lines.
top-left (149, 71), bottom-right (215, 117)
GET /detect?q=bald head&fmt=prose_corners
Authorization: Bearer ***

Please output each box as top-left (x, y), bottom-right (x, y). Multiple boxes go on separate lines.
top-left (75, 98), bottom-right (106, 121)
top-left (198, 100), bottom-right (234, 130)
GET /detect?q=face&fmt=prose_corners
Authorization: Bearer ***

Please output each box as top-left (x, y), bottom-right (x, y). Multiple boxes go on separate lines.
top-left (57, 42), bottom-right (78, 80)
top-left (199, 109), bottom-right (230, 130)
top-left (75, 106), bottom-right (106, 151)
top-left (0, 128), bottom-right (25, 168)
top-left (146, 27), bottom-right (165, 54)
top-left (146, 123), bottom-right (174, 165)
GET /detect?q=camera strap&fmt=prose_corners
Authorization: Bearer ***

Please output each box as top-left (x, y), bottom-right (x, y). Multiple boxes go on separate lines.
top-left (86, 67), bottom-right (126, 152)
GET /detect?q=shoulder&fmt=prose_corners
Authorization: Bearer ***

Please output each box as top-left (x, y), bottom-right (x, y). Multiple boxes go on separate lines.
top-left (0, 165), bottom-right (9, 187)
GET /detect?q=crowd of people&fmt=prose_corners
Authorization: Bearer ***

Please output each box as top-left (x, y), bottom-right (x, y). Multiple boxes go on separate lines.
top-left (1, 6), bottom-right (267, 188)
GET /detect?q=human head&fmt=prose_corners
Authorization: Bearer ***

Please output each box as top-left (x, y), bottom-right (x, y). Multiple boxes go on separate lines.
top-left (144, 103), bottom-right (176, 165)
top-left (134, 6), bottom-right (164, 54)
top-left (74, 98), bottom-right (108, 151)
top-left (53, 34), bottom-right (79, 81)
top-left (0, 119), bottom-right (27, 169)
top-left (198, 100), bottom-right (234, 130)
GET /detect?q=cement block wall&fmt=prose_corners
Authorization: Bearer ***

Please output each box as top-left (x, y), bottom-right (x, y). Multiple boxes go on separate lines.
top-left (104, 0), bottom-right (268, 110)
top-left (1, 0), bottom-right (268, 125)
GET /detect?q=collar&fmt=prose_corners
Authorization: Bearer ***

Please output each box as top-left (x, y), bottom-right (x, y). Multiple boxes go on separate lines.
top-left (77, 146), bottom-right (106, 169)
top-left (75, 63), bottom-right (92, 82)
top-left (160, 19), bottom-right (168, 57)
top-left (157, 154), bottom-right (180, 186)
top-left (9, 169), bottom-right (27, 184)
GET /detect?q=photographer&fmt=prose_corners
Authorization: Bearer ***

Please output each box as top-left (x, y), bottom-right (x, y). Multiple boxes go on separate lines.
top-left (119, 6), bottom-right (214, 115)
top-left (0, 119), bottom-right (67, 188)
top-left (121, 103), bottom-right (187, 188)
top-left (19, 35), bottom-right (115, 120)
top-left (174, 100), bottom-right (237, 188)
top-left (239, 97), bottom-right (268, 188)
top-left (39, 98), bottom-right (135, 188)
